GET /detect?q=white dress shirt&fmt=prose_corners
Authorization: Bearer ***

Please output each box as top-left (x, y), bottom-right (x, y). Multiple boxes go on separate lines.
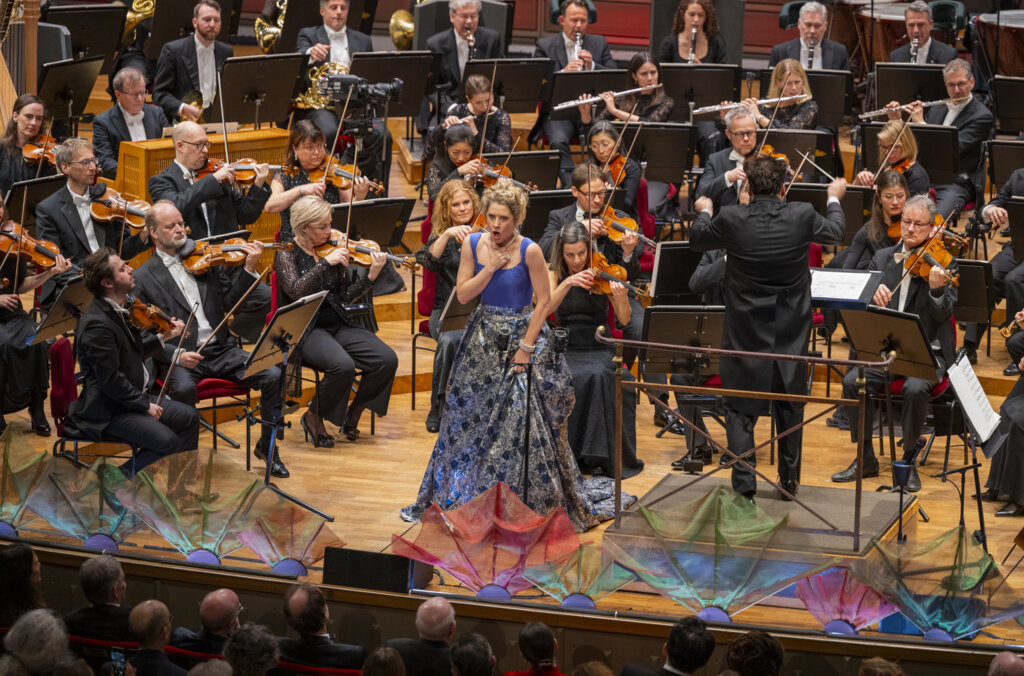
top-left (893, 245), bottom-right (912, 313)
top-left (573, 205), bottom-right (631, 261)
top-left (119, 103), bottom-right (147, 142)
top-left (723, 149), bottom-right (747, 193)
top-left (912, 38), bottom-right (932, 64)
top-left (156, 248), bottom-right (214, 345)
top-left (799, 38), bottom-right (823, 70)
top-left (68, 185), bottom-right (101, 253)
top-left (455, 30), bottom-right (470, 79)
top-left (326, 25), bottom-right (350, 66)
top-left (175, 160), bottom-right (213, 238)
top-left (195, 34), bottom-right (216, 107)
top-left (942, 94), bottom-right (971, 127)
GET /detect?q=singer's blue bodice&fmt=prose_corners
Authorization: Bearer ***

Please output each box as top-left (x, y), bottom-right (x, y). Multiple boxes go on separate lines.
top-left (470, 232), bottom-right (534, 309)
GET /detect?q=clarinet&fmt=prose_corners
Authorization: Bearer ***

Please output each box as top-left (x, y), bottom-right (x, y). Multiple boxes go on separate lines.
top-left (688, 26), bottom-right (697, 64)
top-left (573, 30), bottom-right (583, 63)
top-left (807, 40), bottom-right (815, 69)
top-left (909, 37), bottom-right (919, 63)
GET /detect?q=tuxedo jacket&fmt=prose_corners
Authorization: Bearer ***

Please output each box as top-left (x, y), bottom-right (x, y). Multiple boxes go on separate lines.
top-left (540, 203), bottom-right (641, 281)
top-left (696, 146), bottom-right (742, 211)
top-left (64, 604), bottom-right (133, 641)
top-left (296, 25), bottom-right (374, 87)
top-left (147, 164), bottom-right (271, 240)
top-left (986, 168), bottom-right (1024, 214)
top-left (153, 36), bottom-right (233, 121)
top-left (66, 299), bottom-right (163, 441)
top-left (769, 38), bottom-right (850, 70)
top-left (386, 638), bottom-right (451, 676)
top-left (92, 104), bottom-right (168, 179)
top-left (890, 39), bottom-right (958, 64)
top-left (169, 627), bottom-right (227, 656)
top-left (923, 96), bottom-right (994, 189)
top-left (427, 26), bottom-right (505, 96)
top-left (34, 183), bottom-right (151, 304)
top-left (534, 32), bottom-right (616, 71)
top-left (277, 634), bottom-right (366, 669)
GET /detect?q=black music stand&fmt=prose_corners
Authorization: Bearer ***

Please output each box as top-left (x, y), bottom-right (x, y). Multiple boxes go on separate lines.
top-left (611, 122), bottom-right (695, 183)
top-left (754, 129), bottom-right (834, 178)
top-left (41, 4), bottom-right (126, 75)
top-left (482, 151), bottom-right (561, 191)
top-left (144, 0), bottom-right (230, 59)
top-left (331, 198), bottom-right (416, 249)
top-left (462, 58), bottom-right (555, 113)
top-left (993, 75), bottom-right (1024, 134)
top-left (986, 139), bottom-right (1024, 191)
top-left (522, 189), bottom-right (573, 242)
top-left (659, 64), bottom-right (741, 124)
top-left (243, 290), bottom-right (331, 520)
top-left (873, 63), bottom-right (946, 112)
top-left (273, 0), bottom-right (320, 54)
top-left (785, 183), bottom-right (873, 246)
top-left (649, 241), bottom-right (704, 305)
top-left (860, 123), bottom-right (960, 185)
top-left (954, 259), bottom-right (996, 353)
top-left (1006, 199), bottom-right (1024, 261)
top-left (30, 275), bottom-right (91, 345)
top-left (548, 70), bottom-right (626, 122)
top-left (38, 56), bottom-right (104, 124)
top-left (201, 54), bottom-right (306, 127)
top-left (349, 52), bottom-right (439, 119)
top-left (5, 176), bottom-right (66, 232)
top-left (758, 68), bottom-right (853, 128)
top-left (438, 286), bottom-right (480, 333)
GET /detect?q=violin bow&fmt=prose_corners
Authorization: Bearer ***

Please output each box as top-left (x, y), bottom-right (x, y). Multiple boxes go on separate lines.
top-left (217, 70), bottom-right (231, 163)
top-left (156, 301), bottom-right (200, 407)
top-left (495, 135), bottom-right (520, 183)
top-left (475, 61), bottom-right (499, 159)
top-left (598, 99), bottom-right (639, 180)
top-left (891, 207), bottom-right (957, 290)
top-left (323, 84), bottom-right (355, 186)
top-left (796, 150), bottom-right (836, 182)
top-left (343, 144), bottom-right (360, 241)
top-left (782, 152), bottom-right (810, 196)
top-left (755, 73), bottom-right (798, 156)
top-left (196, 265), bottom-right (270, 353)
top-left (872, 117), bottom-right (911, 184)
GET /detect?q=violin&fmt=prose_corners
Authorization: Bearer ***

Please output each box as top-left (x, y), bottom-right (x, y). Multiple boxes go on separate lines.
top-left (759, 143), bottom-right (804, 189)
top-left (306, 162), bottom-right (385, 195)
top-left (606, 153), bottom-right (627, 187)
top-left (465, 157), bottom-right (536, 193)
top-left (1001, 315), bottom-right (1024, 339)
top-left (90, 187), bottom-right (151, 232)
top-left (180, 238), bottom-right (293, 275)
top-left (195, 159), bottom-right (282, 185)
top-left (886, 214), bottom-right (967, 256)
top-left (589, 250), bottom-right (651, 307)
top-left (23, 134), bottom-right (57, 165)
top-left (889, 158), bottom-right (911, 174)
top-left (596, 205), bottom-right (656, 250)
top-left (0, 220), bottom-right (79, 272)
top-left (127, 295), bottom-right (177, 334)
top-left (903, 237), bottom-right (959, 287)
top-left (455, 213), bottom-right (487, 243)
top-left (314, 229), bottom-right (419, 271)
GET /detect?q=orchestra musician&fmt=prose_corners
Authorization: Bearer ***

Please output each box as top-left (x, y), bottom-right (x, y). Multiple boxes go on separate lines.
top-left (275, 196), bottom-right (398, 448)
top-left (533, 0), bottom-right (617, 188)
top-left (749, 59), bottom-right (818, 130)
top-left (438, 75), bottom-right (513, 155)
top-left (34, 138), bottom-right (152, 306)
top-left (415, 179), bottom-right (479, 433)
top-left (93, 68), bottom-right (170, 181)
top-left (582, 122), bottom-right (641, 218)
top-left (67, 248), bottom-right (200, 478)
top-left (425, 124), bottom-right (483, 203)
top-left (153, 0), bottom-right (232, 123)
top-left (853, 121), bottom-right (930, 197)
top-left (841, 169), bottom-right (908, 272)
top-left (131, 201), bottom-right (287, 479)
top-left (657, 0), bottom-right (727, 64)
top-left (579, 52), bottom-right (675, 126)
top-left (692, 154), bottom-right (846, 501)
top-left (547, 220), bottom-right (643, 478)
top-left (888, 1), bottom-right (957, 64)
top-left (888, 59), bottom-right (994, 219)
top-left (831, 195), bottom-right (957, 491)
top-left (768, 1), bottom-right (850, 70)
top-left (0, 94), bottom-right (55, 197)
top-left (696, 106), bottom-right (758, 211)
top-left (980, 371), bottom-right (1024, 517)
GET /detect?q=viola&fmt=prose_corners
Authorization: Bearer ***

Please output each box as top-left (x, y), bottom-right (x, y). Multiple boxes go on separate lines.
top-left (180, 238), bottom-right (293, 275)
top-left (195, 158), bottom-right (282, 185)
top-left (903, 237), bottom-right (959, 287)
top-left (127, 295), bottom-right (177, 334)
top-left (465, 157), bottom-right (536, 193)
top-left (0, 220), bottom-right (79, 272)
top-left (314, 229), bottom-right (419, 271)
top-left (597, 205), bottom-right (656, 250)
top-left (90, 187), bottom-right (151, 232)
top-left (589, 250), bottom-right (651, 307)
top-left (23, 134), bottom-right (57, 165)
top-left (306, 161), bottom-right (385, 194)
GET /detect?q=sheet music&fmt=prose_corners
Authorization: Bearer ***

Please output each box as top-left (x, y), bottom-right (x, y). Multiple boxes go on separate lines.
top-left (947, 356), bottom-right (1001, 443)
top-left (810, 269), bottom-right (875, 302)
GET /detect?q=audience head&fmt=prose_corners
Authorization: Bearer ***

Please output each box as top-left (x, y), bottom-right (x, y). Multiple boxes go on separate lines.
top-left (0, 609), bottom-right (70, 676)
top-left (796, 1), bottom-right (828, 46)
top-left (362, 646), bottom-right (406, 676)
top-left (480, 182), bottom-right (528, 228)
top-left (2, 93), bottom-right (45, 151)
top-left (192, 0), bottom-right (221, 44)
top-left (79, 554), bottom-right (127, 606)
top-left (130, 599), bottom-right (172, 650)
top-left (286, 119), bottom-right (328, 170)
top-left (942, 59), bottom-right (974, 102)
top-left (665, 617), bottom-right (715, 673)
top-left (224, 623), bottom-right (280, 676)
top-left (52, 658), bottom-right (93, 676)
top-left (450, 633), bottom-right (494, 676)
top-left (434, 179), bottom-right (479, 236)
top-left (449, 0), bottom-right (480, 39)
top-left (571, 662), bottom-right (613, 676)
top-left (989, 651), bottom-right (1024, 676)
top-left (559, 0), bottom-right (590, 39)
top-left (0, 543), bottom-right (44, 626)
top-left (724, 106), bottom-right (757, 157)
top-left (187, 660), bottom-right (234, 676)
top-left (414, 597), bottom-right (457, 642)
top-left (288, 195), bottom-right (334, 247)
top-left (725, 630), bottom-right (784, 676)
top-left (903, 0), bottom-right (933, 44)
top-left (767, 58), bottom-right (811, 100)
top-left (284, 582), bottom-right (329, 637)
top-left (438, 123), bottom-right (475, 166)
top-left (743, 154), bottom-right (788, 197)
top-left (172, 121), bottom-right (212, 170)
top-left (320, 0), bottom-right (349, 32)
top-left (112, 68), bottom-right (148, 116)
top-left (199, 588), bottom-right (243, 637)
top-left (672, 0), bottom-right (718, 37)
top-left (859, 657), bottom-right (907, 676)
top-left (518, 622), bottom-right (557, 671)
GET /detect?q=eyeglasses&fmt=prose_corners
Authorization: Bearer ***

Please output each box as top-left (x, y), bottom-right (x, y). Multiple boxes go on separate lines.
top-left (589, 141), bottom-right (615, 151)
top-left (730, 130), bottom-right (757, 139)
top-left (182, 140), bottom-right (212, 150)
top-left (69, 158), bottom-right (99, 166)
top-left (118, 90), bottom-right (147, 98)
top-left (298, 144), bottom-right (327, 152)
top-left (902, 219), bottom-right (931, 229)
top-left (578, 189), bottom-right (606, 199)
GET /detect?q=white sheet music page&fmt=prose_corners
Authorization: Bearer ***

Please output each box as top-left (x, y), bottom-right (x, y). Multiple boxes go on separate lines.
top-left (947, 356), bottom-right (1001, 443)
top-left (810, 269), bottom-right (872, 302)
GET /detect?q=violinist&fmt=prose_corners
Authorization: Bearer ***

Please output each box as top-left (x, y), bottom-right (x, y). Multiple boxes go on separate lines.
top-left (840, 169), bottom-right (908, 271)
top-left (425, 124), bottom-right (483, 203)
top-left (438, 75), bottom-right (512, 155)
top-left (578, 53), bottom-right (675, 126)
top-left (696, 106), bottom-right (757, 211)
top-left (276, 196), bottom-right (398, 448)
top-left (131, 201), bottom-right (287, 478)
top-left (583, 122), bottom-right (640, 218)
top-left (853, 121), bottom-right (930, 197)
top-left (746, 59), bottom-right (817, 130)
top-left (0, 94), bottom-right (55, 197)
top-left (93, 68), bottom-right (169, 181)
top-left (547, 221), bottom-right (643, 478)
top-left (832, 195), bottom-right (957, 491)
top-left (0, 200), bottom-right (72, 437)
top-left (35, 138), bottom-right (152, 306)
top-left (657, 0), bottom-right (727, 64)
top-left (414, 179), bottom-right (479, 434)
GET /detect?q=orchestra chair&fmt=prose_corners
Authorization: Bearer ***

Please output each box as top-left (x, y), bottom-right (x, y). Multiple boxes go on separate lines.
top-left (411, 210), bottom-right (437, 411)
top-left (48, 337), bottom-right (141, 477)
top-left (68, 634), bottom-right (139, 675)
top-left (807, 242), bottom-right (838, 395)
top-left (928, 0), bottom-right (966, 45)
top-left (166, 645), bottom-right (224, 670)
top-left (156, 377), bottom-right (252, 458)
top-left (272, 663), bottom-right (361, 676)
top-left (637, 178), bottom-right (657, 277)
top-left (778, 1), bottom-right (807, 30)
top-left (548, 0), bottom-right (596, 24)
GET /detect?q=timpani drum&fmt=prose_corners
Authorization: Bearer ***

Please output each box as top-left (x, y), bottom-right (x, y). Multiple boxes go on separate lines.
top-left (855, 3), bottom-right (911, 71)
top-left (830, 0), bottom-right (900, 74)
top-left (976, 11), bottom-right (1024, 77)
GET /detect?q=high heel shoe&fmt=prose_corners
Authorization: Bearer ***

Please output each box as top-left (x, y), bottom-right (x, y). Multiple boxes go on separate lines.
top-left (300, 412), bottom-right (334, 448)
top-left (341, 424), bottom-right (360, 441)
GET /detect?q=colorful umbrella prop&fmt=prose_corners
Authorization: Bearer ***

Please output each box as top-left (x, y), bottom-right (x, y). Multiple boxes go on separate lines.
top-left (391, 482), bottom-right (581, 598)
top-left (794, 567), bottom-right (898, 634)
top-left (0, 427), bottom-right (52, 536)
top-left (238, 500), bottom-right (345, 576)
top-left (522, 543), bottom-right (636, 609)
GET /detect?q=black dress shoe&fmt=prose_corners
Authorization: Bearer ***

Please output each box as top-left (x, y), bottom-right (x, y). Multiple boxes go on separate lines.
top-left (966, 348), bottom-right (978, 365)
top-left (778, 478), bottom-right (798, 501)
top-left (672, 446), bottom-right (712, 469)
top-left (996, 502), bottom-right (1024, 517)
top-left (32, 419), bottom-right (51, 437)
top-left (832, 460), bottom-right (880, 483)
top-left (1005, 363), bottom-right (1021, 377)
top-left (826, 412), bottom-right (850, 431)
top-left (740, 491), bottom-right (755, 505)
top-left (254, 440), bottom-right (289, 479)
top-left (974, 488), bottom-right (1000, 502)
top-left (425, 420), bottom-right (440, 434)
top-left (300, 412), bottom-right (334, 448)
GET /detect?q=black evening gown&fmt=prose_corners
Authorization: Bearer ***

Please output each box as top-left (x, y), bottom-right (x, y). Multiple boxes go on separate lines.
top-left (0, 259), bottom-right (49, 414)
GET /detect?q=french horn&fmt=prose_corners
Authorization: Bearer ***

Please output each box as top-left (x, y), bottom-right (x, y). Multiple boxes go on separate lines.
top-left (255, 0), bottom-right (286, 53)
top-left (294, 62), bottom-right (350, 109)
top-left (389, 9), bottom-right (413, 50)
top-left (122, 0), bottom-right (155, 46)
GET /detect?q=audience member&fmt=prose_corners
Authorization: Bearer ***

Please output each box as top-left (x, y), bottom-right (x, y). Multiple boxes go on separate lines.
top-left (621, 617), bottom-right (714, 676)
top-left (0, 609), bottom-right (72, 676)
top-left (451, 633), bottom-right (495, 676)
top-left (0, 543), bottom-right (44, 626)
top-left (859, 657), bottom-right (907, 675)
top-left (990, 652), bottom-right (1024, 676)
top-left (362, 647), bottom-right (406, 676)
top-left (51, 659), bottom-right (94, 676)
top-left (278, 583), bottom-right (365, 669)
top-left (128, 600), bottom-right (185, 676)
top-left (505, 622), bottom-right (565, 676)
top-left (170, 588), bottom-right (242, 655)
top-left (573, 663), bottom-right (613, 676)
top-left (725, 631), bottom-right (783, 676)
top-left (64, 556), bottom-right (132, 641)
top-left (225, 623), bottom-right (279, 676)
top-left (186, 662), bottom-right (232, 676)
top-left (387, 597), bottom-right (456, 676)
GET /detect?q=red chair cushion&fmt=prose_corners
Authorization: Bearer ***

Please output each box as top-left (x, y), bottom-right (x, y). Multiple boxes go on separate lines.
top-left (638, 178), bottom-right (656, 274)
top-left (888, 376), bottom-right (950, 398)
top-left (808, 242), bottom-right (823, 267)
top-left (49, 337), bottom-right (78, 436)
top-left (194, 378), bottom-right (249, 400)
top-left (418, 318), bottom-right (430, 334)
top-left (812, 311), bottom-right (824, 325)
top-left (418, 270), bottom-right (436, 319)
top-left (704, 374), bottom-right (722, 387)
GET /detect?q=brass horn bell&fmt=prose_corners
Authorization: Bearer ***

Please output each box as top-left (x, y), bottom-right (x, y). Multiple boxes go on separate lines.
top-left (389, 9), bottom-right (413, 50)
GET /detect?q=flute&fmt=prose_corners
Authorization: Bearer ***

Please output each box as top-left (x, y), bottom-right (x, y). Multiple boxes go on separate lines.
top-left (552, 84), bottom-right (663, 111)
top-left (858, 96), bottom-right (969, 120)
top-left (691, 95), bottom-right (807, 115)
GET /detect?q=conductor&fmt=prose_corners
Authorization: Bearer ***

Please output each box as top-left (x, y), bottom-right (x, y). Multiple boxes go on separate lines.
top-left (692, 154), bottom-right (846, 501)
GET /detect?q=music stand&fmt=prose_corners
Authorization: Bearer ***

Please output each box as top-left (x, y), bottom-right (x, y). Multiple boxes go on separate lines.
top-left (41, 4), bottom-right (126, 75)
top-left (1006, 199), bottom-right (1024, 261)
top-left (659, 64), bottom-right (741, 124)
top-left (5, 176), bottom-right (66, 232)
top-left (331, 198), bottom-right (415, 248)
top-left (649, 242), bottom-right (704, 305)
top-left (482, 151), bottom-right (561, 190)
top-left (810, 269), bottom-right (881, 309)
top-left (243, 290), bottom-right (331, 519)
top-left (873, 63), bottom-right (946, 112)
top-left (612, 122), bottom-right (695, 183)
top-left (860, 123), bottom-right (960, 185)
top-left (30, 275), bottom-right (91, 345)
top-left (987, 139), bottom-right (1024, 189)
top-left (754, 129), bottom-right (834, 177)
top-left (202, 54), bottom-right (306, 127)
top-left (438, 286), bottom-right (480, 333)
top-left (548, 70), bottom-right (626, 121)
top-left (952, 259), bottom-right (995, 330)
top-left (349, 52), bottom-right (439, 119)
top-left (758, 68), bottom-right (853, 128)
top-left (993, 76), bottom-right (1024, 134)
top-left (785, 183), bottom-right (873, 246)
top-left (144, 0), bottom-right (231, 59)
top-left (522, 189), bottom-right (573, 242)
top-left (839, 306), bottom-right (938, 380)
top-left (38, 56), bottom-right (104, 122)
top-left (462, 58), bottom-right (555, 113)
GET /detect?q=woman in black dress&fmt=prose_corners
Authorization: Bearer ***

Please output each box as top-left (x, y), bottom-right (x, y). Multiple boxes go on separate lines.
top-left (579, 53), bottom-right (675, 126)
top-left (438, 74), bottom-right (512, 154)
top-left (657, 0), bottom-right (728, 64)
top-left (582, 121), bottom-right (642, 219)
top-left (747, 59), bottom-right (818, 130)
top-left (842, 170), bottom-right (909, 271)
top-left (424, 124), bottom-right (486, 204)
top-left (0, 94), bottom-right (55, 198)
top-left (853, 120), bottom-right (930, 197)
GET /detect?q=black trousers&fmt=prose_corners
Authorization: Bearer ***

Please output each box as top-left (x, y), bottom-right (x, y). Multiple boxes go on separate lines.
top-left (725, 399), bottom-right (803, 496)
top-left (542, 117), bottom-right (585, 187)
top-left (841, 367), bottom-right (935, 464)
top-left (965, 246), bottom-right (1024, 348)
top-left (427, 309), bottom-right (464, 428)
top-left (105, 396), bottom-right (199, 477)
top-left (933, 183), bottom-right (970, 222)
top-left (305, 109), bottom-right (394, 186)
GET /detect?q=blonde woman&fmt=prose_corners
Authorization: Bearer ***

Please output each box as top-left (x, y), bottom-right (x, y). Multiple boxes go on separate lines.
top-left (745, 59), bottom-right (818, 130)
